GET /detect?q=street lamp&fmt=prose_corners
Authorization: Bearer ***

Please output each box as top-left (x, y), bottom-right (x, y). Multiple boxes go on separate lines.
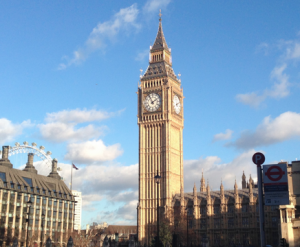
top-left (41, 212), bottom-right (45, 247)
top-left (185, 207), bottom-right (191, 247)
top-left (26, 198), bottom-right (33, 247)
top-left (154, 170), bottom-right (161, 247)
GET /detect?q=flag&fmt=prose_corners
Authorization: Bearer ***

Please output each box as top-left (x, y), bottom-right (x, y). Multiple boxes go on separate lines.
top-left (72, 164), bottom-right (79, 170)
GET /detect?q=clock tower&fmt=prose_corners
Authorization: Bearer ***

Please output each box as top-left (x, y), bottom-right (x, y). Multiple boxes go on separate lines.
top-left (137, 14), bottom-right (184, 244)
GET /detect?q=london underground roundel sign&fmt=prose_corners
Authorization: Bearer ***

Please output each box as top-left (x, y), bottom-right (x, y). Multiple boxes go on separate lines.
top-left (252, 152), bottom-right (265, 166)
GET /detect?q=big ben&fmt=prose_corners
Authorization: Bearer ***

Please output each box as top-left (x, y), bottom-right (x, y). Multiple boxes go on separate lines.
top-left (137, 13), bottom-right (184, 244)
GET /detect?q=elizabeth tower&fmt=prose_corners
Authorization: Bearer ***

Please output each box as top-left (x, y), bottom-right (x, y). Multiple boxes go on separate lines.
top-left (137, 15), bottom-right (184, 244)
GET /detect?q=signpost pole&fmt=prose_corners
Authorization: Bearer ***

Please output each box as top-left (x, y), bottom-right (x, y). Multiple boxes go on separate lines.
top-left (252, 152), bottom-right (266, 247)
top-left (257, 164), bottom-right (265, 247)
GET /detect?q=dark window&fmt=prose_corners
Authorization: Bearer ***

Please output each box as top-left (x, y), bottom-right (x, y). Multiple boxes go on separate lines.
top-left (31, 187), bottom-right (34, 192)
top-left (43, 198), bottom-right (46, 205)
top-left (29, 219), bottom-right (33, 225)
top-left (48, 210), bottom-right (52, 217)
top-left (48, 191), bottom-right (51, 196)
top-left (0, 172), bottom-right (6, 182)
top-left (64, 212), bottom-right (67, 218)
top-left (10, 183), bottom-right (14, 189)
top-left (35, 219), bottom-right (39, 225)
top-left (64, 194), bottom-right (67, 199)
top-left (59, 201), bottom-right (62, 207)
top-left (242, 205), bottom-right (248, 213)
top-left (18, 184), bottom-right (21, 190)
top-left (4, 182), bottom-right (7, 188)
top-left (214, 218), bottom-right (220, 228)
top-left (54, 201), bottom-right (57, 206)
top-left (59, 212), bottom-right (62, 217)
top-left (272, 217), bottom-right (278, 227)
top-left (53, 211), bottom-right (57, 217)
top-left (200, 219), bottom-right (206, 229)
top-left (42, 190), bottom-right (46, 195)
top-left (24, 186), bottom-right (28, 191)
top-left (48, 200), bottom-right (52, 206)
top-left (36, 197), bottom-right (40, 204)
top-left (69, 213), bottom-right (72, 219)
top-left (64, 203), bottom-right (68, 209)
top-left (54, 192), bottom-right (57, 197)
top-left (214, 206), bottom-right (220, 214)
top-left (17, 194), bottom-right (21, 200)
top-left (69, 204), bottom-right (73, 209)
top-left (228, 218), bottom-right (234, 228)
top-left (47, 221), bottom-right (51, 227)
top-left (22, 177), bottom-right (33, 187)
top-left (242, 217), bottom-right (249, 227)
top-left (37, 187), bottom-right (40, 193)
top-left (200, 207), bottom-right (206, 215)
top-left (228, 205), bottom-right (234, 213)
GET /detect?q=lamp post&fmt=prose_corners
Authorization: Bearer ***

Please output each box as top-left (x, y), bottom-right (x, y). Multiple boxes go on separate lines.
top-left (154, 170), bottom-right (161, 247)
top-left (41, 212), bottom-right (45, 247)
top-left (185, 207), bottom-right (190, 247)
top-left (26, 198), bottom-right (33, 247)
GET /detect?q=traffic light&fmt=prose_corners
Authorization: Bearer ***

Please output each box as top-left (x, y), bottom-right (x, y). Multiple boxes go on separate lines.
top-left (280, 238), bottom-right (287, 247)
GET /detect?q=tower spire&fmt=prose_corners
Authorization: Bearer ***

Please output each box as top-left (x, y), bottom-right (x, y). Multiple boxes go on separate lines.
top-left (151, 10), bottom-right (169, 52)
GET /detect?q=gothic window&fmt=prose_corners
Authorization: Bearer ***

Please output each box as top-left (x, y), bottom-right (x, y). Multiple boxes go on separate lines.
top-left (242, 204), bottom-right (248, 213)
top-left (214, 218), bottom-right (220, 228)
top-left (242, 217), bottom-right (249, 227)
top-left (200, 207), bottom-right (206, 215)
top-left (228, 205), bottom-right (234, 213)
top-left (200, 219), bottom-right (206, 229)
top-left (272, 217), bottom-right (278, 227)
top-left (228, 218), bottom-right (234, 228)
top-left (214, 206), bottom-right (220, 214)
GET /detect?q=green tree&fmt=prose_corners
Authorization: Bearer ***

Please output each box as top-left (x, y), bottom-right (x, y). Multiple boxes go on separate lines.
top-left (159, 221), bottom-right (172, 247)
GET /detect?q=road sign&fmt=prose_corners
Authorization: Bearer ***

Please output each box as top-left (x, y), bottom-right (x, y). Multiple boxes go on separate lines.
top-left (252, 152), bottom-right (265, 166)
top-left (263, 164), bottom-right (289, 205)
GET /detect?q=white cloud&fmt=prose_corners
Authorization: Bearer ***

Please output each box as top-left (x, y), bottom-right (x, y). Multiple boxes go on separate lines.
top-left (59, 4), bottom-right (140, 69)
top-left (135, 49), bottom-right (149, 61)
top-left (184, 150), bottom-right (257, 192)
top-left (64, 140), bottom-right (123, 165)
top-left (39, 109), bottom-right (115, 143)
top-left (39, 122), bottom-right (102, 143)
top-left (228, 111), bottom-right (300, 149)
top-left (236, 64), bottom-right (290, 107)
top-left (213, 129), bottom-right (233, 142)
top-left (237, 34), bottom-right (300, 107)
top-left (0, 119), bottom-right (31, 145)
top-left (143, 0), bottom-right (171, 14)
top-left (45, 108), bottom-right (112, 124)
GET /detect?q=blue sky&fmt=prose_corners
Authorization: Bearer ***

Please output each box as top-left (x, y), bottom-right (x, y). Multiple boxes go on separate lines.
top-left (1, 0), bottom-right (300, 227)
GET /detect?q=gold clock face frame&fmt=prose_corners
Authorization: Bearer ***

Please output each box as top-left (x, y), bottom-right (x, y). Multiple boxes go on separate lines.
top-left (173, 95), bottom-right (181, 114)
top-left (143, 93), bottom-right (161, 112)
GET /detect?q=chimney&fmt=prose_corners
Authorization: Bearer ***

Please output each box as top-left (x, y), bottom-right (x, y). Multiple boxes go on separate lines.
top-left (0, 146), bottom-right (13, 168)
top-left (23, 153), bottom-right (38, 174)
top-left (48, 159), bottom-right (61, 180)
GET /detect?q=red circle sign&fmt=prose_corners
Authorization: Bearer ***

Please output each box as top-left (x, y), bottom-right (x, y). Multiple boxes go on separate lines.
top-left (265, 165), bottom-right (285, 181)
top-left (252, 152), bottom-right (265, 166)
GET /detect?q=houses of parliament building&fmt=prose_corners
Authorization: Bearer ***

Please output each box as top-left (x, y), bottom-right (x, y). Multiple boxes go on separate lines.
top-left (137, 14), bottom-right (300, 247)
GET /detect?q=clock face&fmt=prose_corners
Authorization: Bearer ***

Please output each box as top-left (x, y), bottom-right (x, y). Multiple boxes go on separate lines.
top-left (143, 93), bottom-right (161, 112)
top-left (173, 95), bottom-right (181, 114)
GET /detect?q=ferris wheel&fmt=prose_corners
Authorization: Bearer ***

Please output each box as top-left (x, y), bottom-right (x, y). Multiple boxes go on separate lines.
top-left (0, 141), bottom-right (54, 175)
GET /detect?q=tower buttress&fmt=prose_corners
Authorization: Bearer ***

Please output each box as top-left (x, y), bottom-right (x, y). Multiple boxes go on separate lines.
top-left (242, 171), bottom-right (246, 189)
top-left (200, 170), bottom-right (206, 192)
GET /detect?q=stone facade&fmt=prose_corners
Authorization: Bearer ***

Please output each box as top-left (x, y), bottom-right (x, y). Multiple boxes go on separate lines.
top-left (137, 16), bottom-right (184, 245)
top-left (0, 146), bottom-right (76, 246)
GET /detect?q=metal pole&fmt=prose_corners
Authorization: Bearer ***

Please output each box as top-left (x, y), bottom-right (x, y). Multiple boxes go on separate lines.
top-left (187, 213), bottom-right (189, 247)
top-left (257, 165), bottom-right (265, 247)
top-left (157, 180), bottom-right (159, 247)
top-left (26, 206), bottom-right (30, 247)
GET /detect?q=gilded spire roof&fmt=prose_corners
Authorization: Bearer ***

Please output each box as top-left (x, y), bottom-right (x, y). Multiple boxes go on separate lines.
top-left (151, 11), bottom-right (169, 52)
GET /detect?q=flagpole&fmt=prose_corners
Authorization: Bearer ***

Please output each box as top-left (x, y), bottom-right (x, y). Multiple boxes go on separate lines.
top-left (71, 163), bottom-right (73, 191)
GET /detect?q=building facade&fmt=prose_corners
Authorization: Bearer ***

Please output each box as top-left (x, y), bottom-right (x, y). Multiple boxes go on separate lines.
top-left (136, 16), bottom-right (300, 247)
top-left (72, 190), bottom-right (82, 231)
top-left (137, 15), bottom-right (184, 244)
top-left (0, 146), bottom-right (76, 246)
